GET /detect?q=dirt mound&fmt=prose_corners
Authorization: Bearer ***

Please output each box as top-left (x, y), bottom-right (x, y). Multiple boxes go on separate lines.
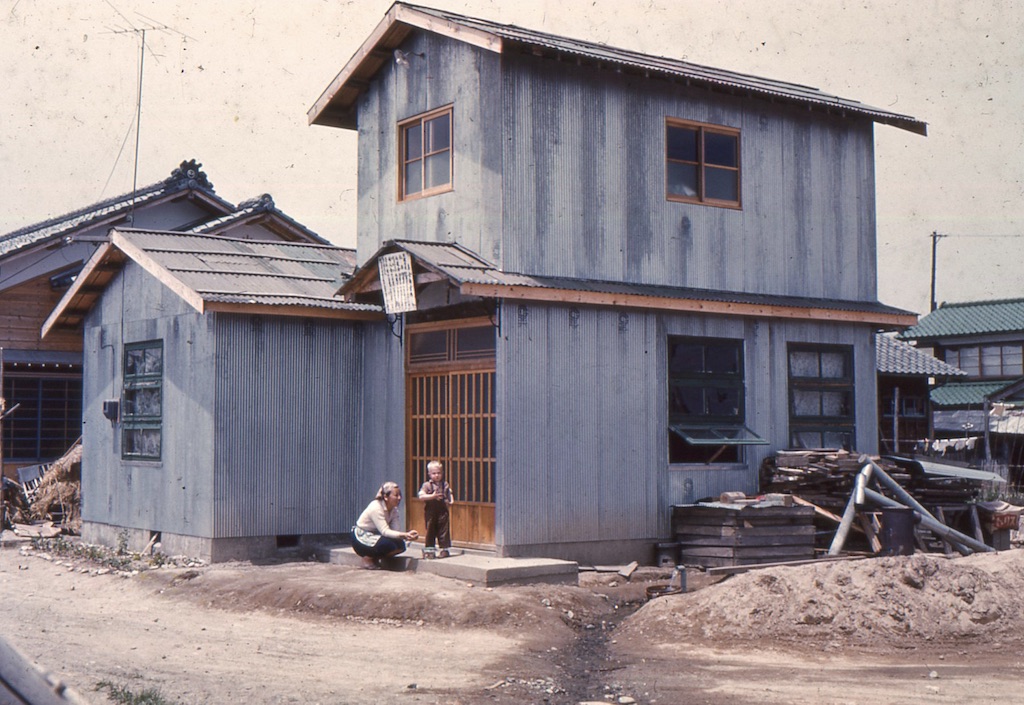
top-left (623, 550), bottom-right (1024, 650)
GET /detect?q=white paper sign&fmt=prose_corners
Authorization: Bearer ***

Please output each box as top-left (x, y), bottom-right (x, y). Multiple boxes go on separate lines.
top-left (378, 251), bottom-right (417, 314)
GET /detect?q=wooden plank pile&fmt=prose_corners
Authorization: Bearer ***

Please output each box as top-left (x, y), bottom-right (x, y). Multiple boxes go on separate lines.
top-left (671, 501), bottom-right (816, 568)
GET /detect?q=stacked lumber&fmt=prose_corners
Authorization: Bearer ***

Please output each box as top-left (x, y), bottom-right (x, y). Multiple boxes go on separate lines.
top-left (672, 503), bottom-right (816, 568)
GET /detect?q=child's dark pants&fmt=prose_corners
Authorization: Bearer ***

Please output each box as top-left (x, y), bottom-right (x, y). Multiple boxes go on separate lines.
top-left (424, 501), bottom-right (451, 549)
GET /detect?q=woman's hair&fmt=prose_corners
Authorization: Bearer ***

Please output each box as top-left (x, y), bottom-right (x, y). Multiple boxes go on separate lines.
top-left (375, 481), bottom-right (400, 501)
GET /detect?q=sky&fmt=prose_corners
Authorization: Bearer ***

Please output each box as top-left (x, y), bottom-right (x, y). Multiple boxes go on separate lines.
top-left (2, 0), bottom-right (1023, 316)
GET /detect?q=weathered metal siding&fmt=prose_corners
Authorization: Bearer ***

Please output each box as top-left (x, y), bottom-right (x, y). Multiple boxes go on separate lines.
top-left (353, 322), bottom-right (408, 526)
top-left (497, 301), bottom-right (662, 548)
top-left (212, 315), bottom-right (364, 537)
top-left (81, 262), bottom-right (217, 536)
top-left (497, 300), bottom-right (878, 549)
top-left (356, 31), bottom-right (504, 266)
top-left (500, 51), bottom-right (878, 302)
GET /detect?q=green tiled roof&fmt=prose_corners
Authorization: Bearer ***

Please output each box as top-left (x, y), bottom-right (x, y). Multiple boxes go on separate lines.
top-left (900, 298), bottom-right (1024, 341)
top-left (931, 380), bottom-right (1017, 408)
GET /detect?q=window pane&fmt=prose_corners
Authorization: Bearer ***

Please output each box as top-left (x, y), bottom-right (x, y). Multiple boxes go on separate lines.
top-left (405, 123), bottom-right (422, 161)
top-left (143, 347), bottom-right (163, 374)
top-left (669, 384), bottom-right (704, 415)
top-left (981, 346), bottom-right (1002, 377)
top-left (455, 326), bottom-right (495, 359)
top-left (409, 330), bottom-right (446, 363)
top-left (820, 390), bottom-right (850, 417)
top-left (944, 349), bottom-right (959, 367)
top-left (705, 343), bottom-right (739, 374)
top-left (706, 387), bottom-right (740, 417)
top-left (793, 390), bottom-right (821, 416)
top-left (666, 126), bottom-right (698, 162)
top-left (820, 351), bottom-right (848, 378)
top-left (958, 347), bottom-right (980, 376)
top-left (705, 167), bottom-right (738, 202)
top-left (424, 152), bottom-right (450, 190)
top-left (125, 385), bottom-right (161, 417)
top-left (1003, 345), bottom-right (1023, 376)
top-left (669, 342), bottom-right (705, 374)
top-left (667, 162), bottom-right (698, 198)
top-left (793, 430), bottom-right (823, 449)
top-left (124, 428), bottom-right (161, 458)
top-left (789, 351), bottom-right (819, 377)
top-left (126, 348), bottom-right (145, 375)
top-left (704, 132), bottom-right (738, 167)
top-left (426, 113), bottom-right (450, 152)
top-left (404, 160), bottom-right (423, 196)
top-left (823, 431), bottom-right (851, 450)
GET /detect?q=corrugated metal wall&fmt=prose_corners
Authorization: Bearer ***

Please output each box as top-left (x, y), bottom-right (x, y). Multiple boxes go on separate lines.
top-left (212, 314), bottom-right (364, 537)
top-left (500, 51), bottom-right (878, 302)
top-left (82, 262), bottom-right (217, 535)
top-left (356, 31), bottom-right (504, 266)
top-left (497, 300), bottom-right (878, 550)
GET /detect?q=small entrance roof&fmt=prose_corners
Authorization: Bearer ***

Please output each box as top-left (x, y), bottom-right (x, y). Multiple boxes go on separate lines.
top-left (340, 240), bottom-right (917, 328)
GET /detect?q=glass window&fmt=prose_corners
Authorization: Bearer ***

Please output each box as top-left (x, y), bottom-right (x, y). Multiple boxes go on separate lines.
top-left (788, 344), bottom-right (855, 451)
top-left (122, 341), bottom-right (163, 460)
top-left (399, 107), bottom-right (453, 201)
top-left (1, 373), bottom-right (82, 461)
top-left (666, 119), bottom-right (741, 207)
top-left (668, 337), bottom-right (764, 463)
top-left (407, 324), bottom-right (495, 368)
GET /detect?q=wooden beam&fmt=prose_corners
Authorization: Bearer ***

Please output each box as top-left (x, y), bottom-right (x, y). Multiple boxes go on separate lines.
top-left (460, 283), bottom-right (917, 327)
top-left (203, 302), bottom-right (383, 321)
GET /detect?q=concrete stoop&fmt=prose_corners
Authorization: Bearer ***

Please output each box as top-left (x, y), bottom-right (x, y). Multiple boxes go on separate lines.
top-left (316, 544), bottom-right (579, 586)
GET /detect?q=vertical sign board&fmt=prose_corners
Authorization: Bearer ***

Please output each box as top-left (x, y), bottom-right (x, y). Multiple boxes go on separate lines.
top-left (378, 252), bottom-right (418, 315)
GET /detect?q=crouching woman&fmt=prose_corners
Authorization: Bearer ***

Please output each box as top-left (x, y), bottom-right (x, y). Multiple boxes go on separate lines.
top-left (351, 481), bottom-right (419, 569)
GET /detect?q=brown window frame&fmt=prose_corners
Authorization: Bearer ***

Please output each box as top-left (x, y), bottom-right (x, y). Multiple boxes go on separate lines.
top-left (665, 118), bottom-right (741, 208)
top-left (398, 105), bottom-right (454, 202)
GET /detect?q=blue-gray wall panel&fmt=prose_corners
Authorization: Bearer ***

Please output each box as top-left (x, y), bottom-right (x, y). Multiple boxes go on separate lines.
top-left (81, 262), bottom-right (216, 536)
top-left (212, 315), bottom-right (364, 537)
top-left (497, 301), bottom-right (879, 548)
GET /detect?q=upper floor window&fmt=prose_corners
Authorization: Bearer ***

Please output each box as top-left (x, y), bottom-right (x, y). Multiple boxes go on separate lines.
top-left (666, 119), bottom-right (740, 207)
top-left (122, 341), bottom-right (163, 461)
top-left (399, 106), bottom-right (453, 201)
top-left (788, 344), bottom-right (854, 450)
top-left (944, 344), bottom-right (1023, 378)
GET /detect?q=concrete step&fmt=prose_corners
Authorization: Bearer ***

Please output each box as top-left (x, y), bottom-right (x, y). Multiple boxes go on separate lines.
top-left (316, 544), bottom-right (578, 587)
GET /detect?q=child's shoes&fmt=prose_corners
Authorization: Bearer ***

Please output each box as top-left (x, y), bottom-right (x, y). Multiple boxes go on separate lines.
top-left (422, 548), bottom-right (436, 559)
top-left (437, 549), bottom-right (449, 559)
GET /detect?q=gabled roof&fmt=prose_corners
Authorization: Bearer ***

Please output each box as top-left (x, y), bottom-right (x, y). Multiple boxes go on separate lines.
top-left (188, 194), bottom-right (331, 245)
top-left (899, 298), bottom-right (1024, 342)
top-left (340, 240), bottom-right (917, 328)
top-left (875, 333), bottom-right (967, 377)
top-left (42, 229), bottom-right (377, 337)
top-left (309, 2), bottom-right (927, 135)
top-left (0, 160), bottom-right (233, 258)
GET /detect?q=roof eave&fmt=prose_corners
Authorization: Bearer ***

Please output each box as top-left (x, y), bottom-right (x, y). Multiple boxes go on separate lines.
top-left (308, 3), bottom-right (502, 129)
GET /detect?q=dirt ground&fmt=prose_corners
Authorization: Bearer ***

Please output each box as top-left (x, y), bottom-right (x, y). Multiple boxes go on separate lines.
top-left (2, 540), bottom-right (1023, 705)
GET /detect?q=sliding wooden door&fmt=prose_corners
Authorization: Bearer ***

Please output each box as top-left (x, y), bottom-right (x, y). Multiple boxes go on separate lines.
top-left (406, 320), bottom-right (495, 546)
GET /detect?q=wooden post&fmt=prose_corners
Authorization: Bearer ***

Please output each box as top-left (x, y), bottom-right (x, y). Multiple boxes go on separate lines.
top-left (892, 386), bottom-right (900, 454)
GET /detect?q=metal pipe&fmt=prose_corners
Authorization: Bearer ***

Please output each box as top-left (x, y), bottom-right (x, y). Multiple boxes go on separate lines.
top-left (867, 458), bottom-right (975, 555)
top-left (862, 488), bottom-right (992, 554)
top-left (828, 462), bottom-right (873, 556)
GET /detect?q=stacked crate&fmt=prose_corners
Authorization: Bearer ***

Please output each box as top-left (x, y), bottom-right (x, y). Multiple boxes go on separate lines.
top-left (672, 503), bottom-right (817, 568)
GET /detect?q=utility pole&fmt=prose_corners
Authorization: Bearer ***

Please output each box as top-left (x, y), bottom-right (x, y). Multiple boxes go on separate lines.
top-left (930, 231), bottom-right (943, 312)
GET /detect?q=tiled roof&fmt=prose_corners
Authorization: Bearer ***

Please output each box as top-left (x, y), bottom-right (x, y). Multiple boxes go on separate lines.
top-left (930, 380), bottom-right (1018, 408)
top-left (311, 2), bottom-right (926, 136)
top-left (116, 229), bottom-right (360, 308)
top-left (0, 160), bottom-right (229, 258)
top-left (189, 194), bottom-right (331, 245)
top-left (899, 298), bottom-right (1024, 341)
top-left (44, 229), bottom-right (374, 336)
top-left (875, 333), bottom-right (966, 376)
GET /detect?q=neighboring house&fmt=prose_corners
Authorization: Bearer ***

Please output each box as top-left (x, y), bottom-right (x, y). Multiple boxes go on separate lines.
top-left (875, 333), bottom-right (966, 454)
top-left (899, 298), bottom-right (1024, 482)
top-left (307, 3), bottom-right (923, 563)
top-left (42, 229), bottom-right (377, 560)
top-left (0, 161), bottom-right (329, 480)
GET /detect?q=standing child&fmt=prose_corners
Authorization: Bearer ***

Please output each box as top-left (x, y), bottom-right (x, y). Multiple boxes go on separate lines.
top-left (418, 460), bottom-right (453, 558)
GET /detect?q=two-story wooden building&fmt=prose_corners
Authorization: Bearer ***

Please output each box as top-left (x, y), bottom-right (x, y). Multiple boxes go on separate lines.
top-left (306, 3), bottom-right (924, 563)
